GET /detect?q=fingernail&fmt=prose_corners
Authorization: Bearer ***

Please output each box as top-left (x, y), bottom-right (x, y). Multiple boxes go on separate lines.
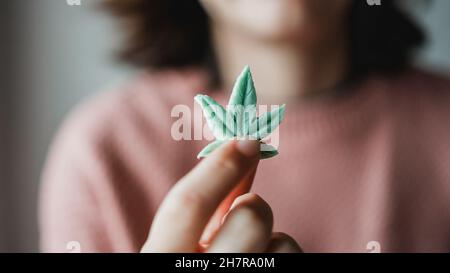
top-left (236, 140), bottom-right (260, 158)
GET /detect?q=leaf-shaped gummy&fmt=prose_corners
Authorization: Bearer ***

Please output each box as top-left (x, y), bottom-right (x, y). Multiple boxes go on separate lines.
top-left (195, 95), bottom-right (234, 139)
top-left (251, 104), bottom-right (286, 140)
top-left (228, 66), bottom-right (257, 107)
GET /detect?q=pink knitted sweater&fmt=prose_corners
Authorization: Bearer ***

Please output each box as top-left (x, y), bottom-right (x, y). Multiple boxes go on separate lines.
top-left (39, 68), bottom-right (450, 252)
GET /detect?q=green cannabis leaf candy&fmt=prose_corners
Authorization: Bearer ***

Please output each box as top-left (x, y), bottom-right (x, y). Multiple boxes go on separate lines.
top-left (195, 66), bottom-right (286, 159)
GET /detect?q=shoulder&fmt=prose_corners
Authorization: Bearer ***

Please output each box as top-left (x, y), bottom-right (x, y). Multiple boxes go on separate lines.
top-left (44, 68), bottom-right (209, 182)
top-left (385, 68), bottom-right (450, 110)
top-left (54, 69), bottom-right (208, 149)
top-left (42, 68), bottom-right (209, 194)
top-left (370, 68), bottom-right (450, 130)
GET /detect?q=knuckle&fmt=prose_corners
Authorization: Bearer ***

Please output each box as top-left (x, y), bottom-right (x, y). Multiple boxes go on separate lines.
top-left (163, 188), bottom-right (206, 216)
top-left (235, 206), bottom-right (271, 235)
top-left (233, 193), bottom-right (273, 224)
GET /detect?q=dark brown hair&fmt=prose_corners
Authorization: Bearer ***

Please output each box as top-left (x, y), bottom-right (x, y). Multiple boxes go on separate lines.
top-left (103, 0), bottom-right (425, 84)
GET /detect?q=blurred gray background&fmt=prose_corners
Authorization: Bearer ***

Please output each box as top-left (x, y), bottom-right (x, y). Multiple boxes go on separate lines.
top-left (0, 0), bottom-right (449, 252)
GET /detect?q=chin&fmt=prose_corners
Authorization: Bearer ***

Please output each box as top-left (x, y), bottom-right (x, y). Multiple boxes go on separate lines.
top-left (230, 0), bottom-right (318, 43)
top-left (240, 16), bottom-right (318, 45)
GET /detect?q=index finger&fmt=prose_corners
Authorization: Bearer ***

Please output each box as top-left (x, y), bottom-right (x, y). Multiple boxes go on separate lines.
top-left (144, 140), bottom-right (260, 252)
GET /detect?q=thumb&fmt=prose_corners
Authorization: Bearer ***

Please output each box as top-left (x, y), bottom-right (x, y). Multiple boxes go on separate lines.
top-left (199, 149), bottom-right (260, 246)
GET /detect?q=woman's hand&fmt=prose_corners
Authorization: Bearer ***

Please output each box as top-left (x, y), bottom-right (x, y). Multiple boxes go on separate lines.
top-left (141, 140), bottom-right (301, 253)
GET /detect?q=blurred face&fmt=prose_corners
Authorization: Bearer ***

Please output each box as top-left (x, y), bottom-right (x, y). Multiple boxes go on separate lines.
top-left (200, 0), bottom-right (352, 46)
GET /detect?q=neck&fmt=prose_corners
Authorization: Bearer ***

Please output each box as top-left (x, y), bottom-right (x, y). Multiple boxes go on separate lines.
top-left (211, 26), bottom-right (348, 105)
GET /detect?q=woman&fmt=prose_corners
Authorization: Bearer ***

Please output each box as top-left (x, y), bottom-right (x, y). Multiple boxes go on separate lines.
top-left (40, 0), bottom-right (450, 252)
